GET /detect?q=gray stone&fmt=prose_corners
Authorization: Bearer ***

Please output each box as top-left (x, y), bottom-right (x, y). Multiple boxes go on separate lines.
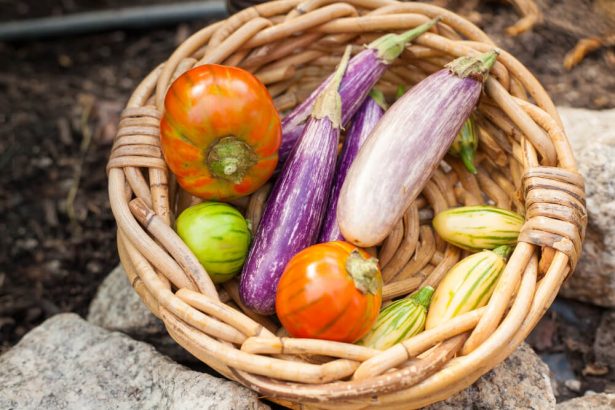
top-left (557, 107), bottom-right (615, 307)
top-left (594, 310), bottom-right (615, 367)
top-left (427, 343), bottom-right (555, 409)
top-left (0, 313), bottom-right (268, 410)
top-left (557, 392), bottom-right (615, 409)
top-left (87, 264), bottom-right (194, 363)
top-left (87, 264), bottom-right (163, 336)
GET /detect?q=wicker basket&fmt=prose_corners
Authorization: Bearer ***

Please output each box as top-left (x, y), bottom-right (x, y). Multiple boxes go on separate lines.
top-left (107, 1), bottom-right (587, 408)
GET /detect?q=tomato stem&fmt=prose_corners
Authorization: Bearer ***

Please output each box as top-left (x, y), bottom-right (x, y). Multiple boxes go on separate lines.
top-left (207, 136), bottom-right (257, 183)
top-left (345, 250), bottom-right (380, 295)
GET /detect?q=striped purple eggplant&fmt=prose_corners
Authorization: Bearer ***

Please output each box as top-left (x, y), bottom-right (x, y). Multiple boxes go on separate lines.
top-left (278, 18), bottom-right (440, 165)
top-left (318, 91), bottom-right (385, 243)
top-left (239, 48), bottom-right (352, 315)
top-left (338, 50), bottom-right (500, 247)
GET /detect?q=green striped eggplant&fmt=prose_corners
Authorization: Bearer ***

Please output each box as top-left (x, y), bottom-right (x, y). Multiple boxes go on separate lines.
top-left (359, 286), bottom-right (434, 350)
top-left (448, 116), bottom-right (479, 174)
top-left (425, 245), bottom-right (511, 329)
top-left (176, 201), bottom-right (251, 283)
top-left (432, 205), bottom-right (524, 251)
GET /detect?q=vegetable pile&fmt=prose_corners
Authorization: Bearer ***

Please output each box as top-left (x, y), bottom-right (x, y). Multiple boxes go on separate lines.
top-left (159, 21), bottom-right (527, 350)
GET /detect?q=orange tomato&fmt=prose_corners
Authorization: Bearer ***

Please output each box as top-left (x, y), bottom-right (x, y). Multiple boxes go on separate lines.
top-left (275, 241), bottom-right (383, 343)
top-left (160, 64), bottom-right (281, 200)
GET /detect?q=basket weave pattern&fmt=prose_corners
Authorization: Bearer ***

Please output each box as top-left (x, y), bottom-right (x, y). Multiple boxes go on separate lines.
top-left (107, 1), bottom-right (587, 408)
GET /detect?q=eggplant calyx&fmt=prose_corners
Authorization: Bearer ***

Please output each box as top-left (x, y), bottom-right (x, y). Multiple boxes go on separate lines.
top-left (370, 17), bottom-right (441, 64)
top-left (312, 45), bottom-right (352, 128)
top-left (408, 286), bottom-right (435, 309)
top-left (345, 249), bottom-right (380, 295)
top-left (446, 49), bottom-right (500, 82)
top-left (207, 136), bottom-right (257, 183)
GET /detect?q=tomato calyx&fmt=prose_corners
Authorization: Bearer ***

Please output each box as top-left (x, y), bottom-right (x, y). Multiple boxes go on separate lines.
top-left (345, 249), bottom-right (380, 295)
top-left (207, 136), bottom-right (257, 183)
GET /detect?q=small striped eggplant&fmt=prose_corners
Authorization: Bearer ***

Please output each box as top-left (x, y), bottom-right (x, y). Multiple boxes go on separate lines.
top-left (319, 90), bottom-right (386, 243)
top-left (425, 245), bottom-right (511, 329)
top-left (239, 48), bottom-right (352, 315)
top-left (449, 115), bottom-right (479, 174)
top-left (433, 205), bottom-right (524, 251)
top-left (359, 286), bottom-right (434, 350)
top-left (278, 18), bottom-right (439, 165)
top-left (338, 49), bottom-right (500, 247)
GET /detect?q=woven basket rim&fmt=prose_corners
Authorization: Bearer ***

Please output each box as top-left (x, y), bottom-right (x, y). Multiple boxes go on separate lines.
top-left (106, 1), bottom-right (587, 407)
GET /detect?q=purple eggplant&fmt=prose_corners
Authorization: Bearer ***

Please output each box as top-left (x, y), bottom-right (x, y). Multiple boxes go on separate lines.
top-left (239, 47), bottom-right (352, 315)
top-left (338, 50), bottom-right (500, 247)
top-left (278, 18), bottom-right (440, 166)
top-left (318, 91), bottom-right (385, 243)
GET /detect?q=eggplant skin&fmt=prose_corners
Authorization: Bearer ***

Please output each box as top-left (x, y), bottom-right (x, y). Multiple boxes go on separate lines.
top-left (319, 96), bottom-right (384, 243)
top-left (338, 69), bottom-right (482, 247)
top-left (279, 49), bottom-right (384, 165)
top-left (240, 117), bottom-right (339, 315)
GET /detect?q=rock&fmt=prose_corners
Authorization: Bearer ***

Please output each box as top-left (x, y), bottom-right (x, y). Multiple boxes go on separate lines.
top-left (558, 107), bottom-right (615, 148)
top-left (426, 343), bottom-right (555, 409)
top-left (594, 310), bottom-right (615, 367)
top-left (87, 264), bottom-right (194, 364)
top-left (0, 313), bottom-right (268, 410)
top-left (557, 107), bottom-right (615, 307)
top-left (557, 392), bottom-right (615, 409)
top-left (88, 264), bottom-right (163, 336)
top-left (563, 379), bottom-right (581, 393)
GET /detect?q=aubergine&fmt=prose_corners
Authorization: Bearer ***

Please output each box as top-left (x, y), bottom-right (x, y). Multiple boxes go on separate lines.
top-left (319, 91), bottom-right (385, 243)
top-left (239, 48), bottom-right (352, 315)
top-left (278, 18), bottom-right (439, 165)
top-left (337, 50), bottom-right (500, 247)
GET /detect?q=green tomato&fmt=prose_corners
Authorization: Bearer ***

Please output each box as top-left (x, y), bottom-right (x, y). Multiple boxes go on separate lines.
top-left (176, 202), bottom-right (251, 284)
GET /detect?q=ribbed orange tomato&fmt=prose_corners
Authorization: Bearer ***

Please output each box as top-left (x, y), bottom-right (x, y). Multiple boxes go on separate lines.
top-left (160, 64), bottom-right (281, 200)
top-left (275, 241), bottom-right (383, 343)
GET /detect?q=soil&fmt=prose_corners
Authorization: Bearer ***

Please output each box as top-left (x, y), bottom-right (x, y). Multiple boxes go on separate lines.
top-left (0, 0), bottom-right (613, 404)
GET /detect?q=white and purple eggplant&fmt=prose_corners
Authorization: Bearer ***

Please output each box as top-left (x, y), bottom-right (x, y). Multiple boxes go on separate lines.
top-left (278, 18), bottom-right (440, 165)
top-left (239, 47), bottom-right (352, 315)
top-left (318, 90), bottom-right (385, 243)
top-left (338, 49), bottom-right (500, 247)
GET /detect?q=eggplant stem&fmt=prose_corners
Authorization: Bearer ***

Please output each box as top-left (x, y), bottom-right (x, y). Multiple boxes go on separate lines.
top-left (311, 45), bottom-right (352, 127)
top-left (446, 49), bottom-right (500, 82)
top-left (370, 17), bottom-right (441, 64)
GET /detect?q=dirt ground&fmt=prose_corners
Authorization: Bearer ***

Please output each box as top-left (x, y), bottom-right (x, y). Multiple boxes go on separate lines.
top-left (0, 0), bottom-right (613, 403)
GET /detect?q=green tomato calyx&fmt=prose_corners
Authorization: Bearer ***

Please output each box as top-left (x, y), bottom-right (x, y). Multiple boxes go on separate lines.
top-left (207, 136), bottom-right (257, 183)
